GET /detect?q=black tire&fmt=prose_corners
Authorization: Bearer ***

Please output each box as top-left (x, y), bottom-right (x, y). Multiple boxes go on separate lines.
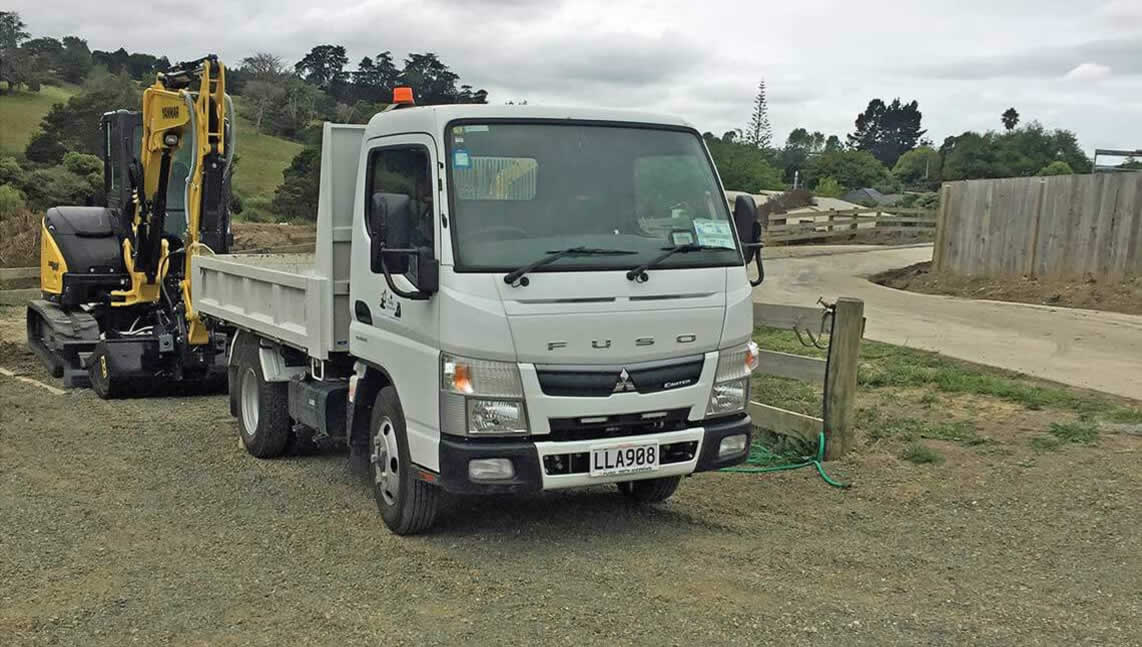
top-left (235, 341), bottom-right (290, 458)
top-left (617, 476), bottom-right (681, 503)
top-left (369, 386), bottom-right (439, 535)
top-left (88, 342), bottom-right (124, 399)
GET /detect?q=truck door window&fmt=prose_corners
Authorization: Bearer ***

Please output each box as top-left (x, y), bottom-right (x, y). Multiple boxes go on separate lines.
top-left (366, 146), bottom-right (433, 265)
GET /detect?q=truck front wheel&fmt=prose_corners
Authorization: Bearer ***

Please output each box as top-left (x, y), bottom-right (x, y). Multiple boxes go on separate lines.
top-left (235, 343), bottom-right (290, 458)
top-left (370, 386), bottom-right (439, 535)
top-left (617, 476), bottom-right (681, 503)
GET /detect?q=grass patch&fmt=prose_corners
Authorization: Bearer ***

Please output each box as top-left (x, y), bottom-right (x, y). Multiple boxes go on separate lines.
top-left (1046, 421), bottom-right (1099, 445)
top-left (900, 443), bottom-right (944, 464)
top-left (752, 326), bottom-right (1142, 422)
top-left (1030, 436), bottom-right (1064, 452)
top-left (859, 407), bottom-right (985, 445)
top-left (0, 84), bottom-right (80, 155)
top-left (750, 374), bottom-right (821, 418)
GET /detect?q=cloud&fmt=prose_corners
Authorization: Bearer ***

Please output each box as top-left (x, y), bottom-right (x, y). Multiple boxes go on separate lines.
top-left (8, 0), bottom-right (1142, 153)
top-left (1098, 0), bottom-right (1142, 28)
top-left (1063, 62), bottom-right (1112, 81)
top-left (914, 38), bottom-right (1141, 80)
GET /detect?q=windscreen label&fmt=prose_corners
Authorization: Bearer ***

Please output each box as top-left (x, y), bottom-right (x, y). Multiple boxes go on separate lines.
top-left (692, 219), bottom-right (735, 249)
top-left (453, 148), bottom-right (471, 168)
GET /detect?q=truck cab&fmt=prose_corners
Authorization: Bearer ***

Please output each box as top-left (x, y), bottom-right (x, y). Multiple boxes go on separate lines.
top-left (194, 101), bottom-right (762, 534)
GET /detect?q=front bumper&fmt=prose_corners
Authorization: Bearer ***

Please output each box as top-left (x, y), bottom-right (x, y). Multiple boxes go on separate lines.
top-left (433, 414), bottom-right (751, 495)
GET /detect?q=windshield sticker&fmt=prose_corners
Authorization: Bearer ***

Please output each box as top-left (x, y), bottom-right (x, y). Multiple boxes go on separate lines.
top-left (692, 219), bottom-right (735, 249)
top-left (464, 125), bottom-right (489, 132)
top-left (453, 148), bottom-right (471, 168)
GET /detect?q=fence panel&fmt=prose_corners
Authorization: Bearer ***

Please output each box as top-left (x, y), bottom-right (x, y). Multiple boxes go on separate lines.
top-left (936, 172), bottom-right (1142, 279)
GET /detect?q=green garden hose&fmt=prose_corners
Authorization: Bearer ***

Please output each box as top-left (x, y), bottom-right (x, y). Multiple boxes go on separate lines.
top-left (721, 431), bottom-right (850, 488)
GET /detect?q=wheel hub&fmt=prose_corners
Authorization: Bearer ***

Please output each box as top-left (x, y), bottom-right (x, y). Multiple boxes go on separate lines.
top-left (240, 368), bottom-right (260, 432)
top-left (371, 417), bottom-right (400, 506)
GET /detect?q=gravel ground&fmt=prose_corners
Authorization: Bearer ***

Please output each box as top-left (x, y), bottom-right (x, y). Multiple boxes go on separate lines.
top-left (2, 297), bottom-right (1141, 645)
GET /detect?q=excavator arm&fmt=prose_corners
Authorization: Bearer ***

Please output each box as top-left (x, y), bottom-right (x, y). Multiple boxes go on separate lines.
top-left (113, 55), bottom-right (231, 345)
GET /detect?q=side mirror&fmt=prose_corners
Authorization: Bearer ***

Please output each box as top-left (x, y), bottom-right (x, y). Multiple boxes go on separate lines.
top-left (369, 193), bottom-right (410, 275)
top-left (733, 194), bottom-right (762, 248)
top-left (732, 194), bottom-right (765, 287)
top-left (369, 192), bottom-right (437, 300)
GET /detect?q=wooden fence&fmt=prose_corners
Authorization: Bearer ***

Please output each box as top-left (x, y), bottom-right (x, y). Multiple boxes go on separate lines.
top-left (766, 208), bottom-right (937, 244)
top-left (934, 172), bottom-right (1142, 279)
top-left (748, 298), bottom-right (864, 460)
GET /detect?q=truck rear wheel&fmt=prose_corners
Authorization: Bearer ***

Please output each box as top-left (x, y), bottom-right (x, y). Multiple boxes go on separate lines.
top-left (370, 386), bottom-right (439, 535)
top-left (617, 476), bottom-right (681, 503)
top-left (236, 343), bottom-right (290, 458)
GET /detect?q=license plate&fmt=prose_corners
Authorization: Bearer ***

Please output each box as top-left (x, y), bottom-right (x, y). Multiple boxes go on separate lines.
top-left (589, 441), bottom-right (659, 477)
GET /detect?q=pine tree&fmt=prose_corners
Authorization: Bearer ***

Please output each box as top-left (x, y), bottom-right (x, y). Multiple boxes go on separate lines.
top-left (746, 79), bottom-right (772, 149)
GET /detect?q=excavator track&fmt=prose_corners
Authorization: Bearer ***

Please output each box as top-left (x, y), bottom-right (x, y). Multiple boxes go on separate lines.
top-left (25, 300), bottom-right (101, 388)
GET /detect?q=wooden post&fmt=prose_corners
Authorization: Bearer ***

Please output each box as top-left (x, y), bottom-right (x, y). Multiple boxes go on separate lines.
top-left (823, 297), bottom-right (863, 460)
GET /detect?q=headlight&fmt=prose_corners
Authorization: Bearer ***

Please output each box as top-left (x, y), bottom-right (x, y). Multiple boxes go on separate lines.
top-left (706, 342), bottom-right (758, 417)
top-left (441, 353), bottom-right (529, 436)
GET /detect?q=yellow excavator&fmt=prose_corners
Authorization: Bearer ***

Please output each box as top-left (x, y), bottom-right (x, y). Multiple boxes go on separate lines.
top-left (27, 55), bottom-right (234, 398)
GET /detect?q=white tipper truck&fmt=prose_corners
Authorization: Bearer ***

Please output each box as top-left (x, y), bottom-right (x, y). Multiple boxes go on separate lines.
top-left (192, 97), bottom-right (767, 534)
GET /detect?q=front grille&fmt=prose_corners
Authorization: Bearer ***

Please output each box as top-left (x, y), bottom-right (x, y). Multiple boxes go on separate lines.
top-left (535, 355), bottom-right (704, 397)
top-left (546, 408), bottom-right (690, 442)
top-left (542, 441), bottom-right (698, 475)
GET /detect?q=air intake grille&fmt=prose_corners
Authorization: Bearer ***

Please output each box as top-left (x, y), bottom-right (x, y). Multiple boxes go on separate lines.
top-left (536, 355), bottom-right (704, 398)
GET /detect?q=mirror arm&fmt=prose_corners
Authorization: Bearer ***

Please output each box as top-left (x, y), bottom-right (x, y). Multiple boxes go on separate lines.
top-left (743, 242), bottom-right (765, 287)
top-left (379, 246), bottom-right (432, 301)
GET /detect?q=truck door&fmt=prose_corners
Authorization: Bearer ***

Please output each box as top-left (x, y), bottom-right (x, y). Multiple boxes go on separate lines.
top-left (350, 134), bottom-right (441, 468)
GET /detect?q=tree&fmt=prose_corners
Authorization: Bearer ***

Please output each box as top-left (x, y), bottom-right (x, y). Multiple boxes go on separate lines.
top-left (1036, 160), bottom-right (1074, 176)
top-left (940, 123), bottom-right (1091, 181)
top-left (824, 135), bottom-right (842, 152)
top-left (814, 177), bottom-right (843, 198)
top-left (294, 45), bottom-right (348, 89)
top-left (779, 127), bottom-right (832, 182)
top-left (92, 47), bottom-right (130, 75)
top-left (263, 78), bottom-right (321, 139)
top-left (745, 79), bottom-right (772, 148)
top-left (1001, 107), bottom-right (1020, 131)
top-left (0, 47), bottom-right (39, 92)
top-left (26, 70), bottom-right (140, 163)
top-left (802, 150), bottom-right (890, 192)
top-left (58, 36), bottom-right (92, 83)
top-left (352, 51), bottom-right (400, 102)
top-left (241, 52), bottom-right (286, 80)
top-left (847, 98), bottom-right (926, 167)
top-left (21, 36), bottom-right (62, 59)
top-left (892, 146), bottom-right (941, 186)
top-left (398, 52), bottom-right (484, 104)
top-left (241, 80), bottom-right (287, 133)
top-left (0, 11), bottom-right (29, 49)
top-left (703, 133), bottom-right (784, 192)
top-left (271, 147), bottom-right (321, 221)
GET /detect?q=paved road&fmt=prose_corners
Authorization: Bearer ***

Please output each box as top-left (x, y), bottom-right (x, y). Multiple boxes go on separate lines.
top-left (754, 244), bottom-right (1142, 401)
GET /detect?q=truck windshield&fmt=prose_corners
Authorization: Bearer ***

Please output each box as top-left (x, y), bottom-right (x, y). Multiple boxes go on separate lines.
top-left (445, 122), bottom-right (741, 273)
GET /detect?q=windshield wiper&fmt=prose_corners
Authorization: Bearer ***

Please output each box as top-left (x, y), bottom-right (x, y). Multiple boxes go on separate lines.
top-left (504, 246), bottom-right (637, 286)
top-left (626, 244), bottom-right (729, 282)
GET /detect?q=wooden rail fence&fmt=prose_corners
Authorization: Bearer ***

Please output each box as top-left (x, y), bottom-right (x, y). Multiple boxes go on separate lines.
top-left (748, 298), bottom-right (865, 460)
top-left (767, 208), bottom-right (937, 244)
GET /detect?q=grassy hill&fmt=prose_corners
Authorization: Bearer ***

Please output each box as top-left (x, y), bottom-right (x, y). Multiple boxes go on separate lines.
top-left (231, 113), bottom-right (303, 199)
top-left (0, 84), bottom-right (300, 201)
top-left (0, 84), bottom-right (80, 156)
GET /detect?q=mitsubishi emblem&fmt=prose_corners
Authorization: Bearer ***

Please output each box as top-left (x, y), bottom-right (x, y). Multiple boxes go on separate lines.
top-left (613, 368), bottom-right (637, 393)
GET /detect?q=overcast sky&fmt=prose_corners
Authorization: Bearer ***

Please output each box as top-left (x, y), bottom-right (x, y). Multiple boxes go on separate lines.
top-left (11, 0), bottom-right (1142, 154)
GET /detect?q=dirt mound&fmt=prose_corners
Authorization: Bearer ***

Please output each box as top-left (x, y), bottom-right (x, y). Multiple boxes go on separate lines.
top-left (0, 210), bottom-right (40, 268)
top-left (873, 262), bottom-right (1142, 315)
top-left (231, 222), bottom-right (316, 252)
